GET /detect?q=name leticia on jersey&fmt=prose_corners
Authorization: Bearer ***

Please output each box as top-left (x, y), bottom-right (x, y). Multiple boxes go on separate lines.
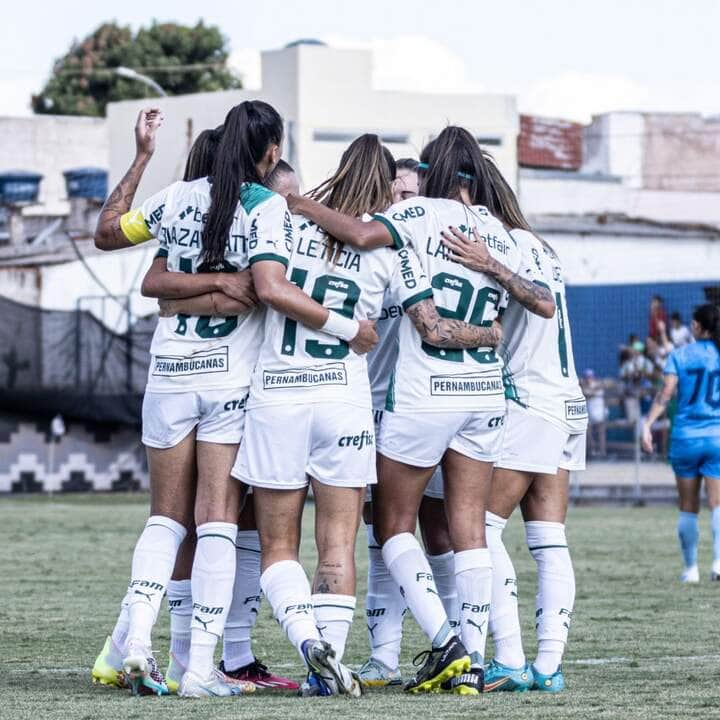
top-left (263, 363), bottom-right (348, 390)
top-left (294, 235), bottom-right (362, 272)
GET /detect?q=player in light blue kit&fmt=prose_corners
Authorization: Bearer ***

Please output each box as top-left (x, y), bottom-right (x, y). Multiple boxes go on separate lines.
top-left (643, 304), bottom-right (720, 583)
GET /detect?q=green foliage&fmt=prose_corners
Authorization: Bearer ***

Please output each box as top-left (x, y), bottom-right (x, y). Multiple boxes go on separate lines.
top-left (32, 21), bottom-right (242, 117)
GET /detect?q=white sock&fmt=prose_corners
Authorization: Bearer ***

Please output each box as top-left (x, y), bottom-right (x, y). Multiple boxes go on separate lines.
top-left (223, 530), bottom-right (262, 671)
top-left (455, 548), bottom-right (492, 668)
top-left (126, 515), bottom-right (187, 650)
top-left (426, 551), bottom-right (458, 631)
top-left (261, 559), bottom-right (319, 663)
top-left (167, 579), bottom-right (192, 669)
top-left (312, 593), bottom-right (356, 661)
top-left (110, 592), bottom-right (131, 655)
top-left (526, 521), bottom-right (575, 675)
top-left (382, 532), bottom-right (452, 649)
top-left (188, 522), bottom-right (238, 679)
top-left (365, 525), bottom-right (405, 669)
top-left (486, 512), bottom-right (525, 668)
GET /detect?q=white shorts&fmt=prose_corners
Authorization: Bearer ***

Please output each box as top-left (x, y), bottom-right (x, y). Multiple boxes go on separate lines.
top-left (142, 388), bottom-right (248, 449)
top-left (377, 408), bottom-right (506, 467)
top-left (233, 402), bottom-right (377, 490)
top-left (496, 403), bottom-right (586, 474)
top-left (368, 410), bottom-right (445, 500)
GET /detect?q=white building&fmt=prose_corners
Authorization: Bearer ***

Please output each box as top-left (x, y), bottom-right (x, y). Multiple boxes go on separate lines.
top-left (107, 41), bottom-right (518, 197)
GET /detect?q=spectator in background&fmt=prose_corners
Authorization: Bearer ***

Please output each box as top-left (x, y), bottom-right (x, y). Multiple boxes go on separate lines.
top-left (620, 345), bottom-right (653, 423)
top-left (645, 323), bottom-right (674, 378)
top-left (669, 312), bottom-right (694, 347)
top-left (581, 369), bottom-right (607, 457)
top-left (649, 295), bottom-right (669, 341)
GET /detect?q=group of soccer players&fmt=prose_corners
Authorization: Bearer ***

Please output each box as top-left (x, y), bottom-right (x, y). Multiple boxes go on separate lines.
top-left (90, 99), bottom-right (589, 699)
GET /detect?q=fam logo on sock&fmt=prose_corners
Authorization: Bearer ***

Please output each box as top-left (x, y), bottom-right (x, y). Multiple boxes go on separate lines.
top-left (130, 579), bottom-right (164, 602)
top-left (461, 602), bottom-right (490, 614)
top-left (366, 607), bottom-right (386, 617)
top-left (284, 603), bottom-right (312, 615)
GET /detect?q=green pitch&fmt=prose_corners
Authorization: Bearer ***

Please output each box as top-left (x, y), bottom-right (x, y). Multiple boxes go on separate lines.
top-left (2, 495), bottom-right (719, 719)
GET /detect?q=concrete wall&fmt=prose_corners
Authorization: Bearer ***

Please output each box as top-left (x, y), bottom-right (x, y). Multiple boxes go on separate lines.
top-left (0, 115), bottom-right (108, 216)
top-left (107, 44), bottom-right (518, 197)
top-left (520, 171), bottom-right (720, 228)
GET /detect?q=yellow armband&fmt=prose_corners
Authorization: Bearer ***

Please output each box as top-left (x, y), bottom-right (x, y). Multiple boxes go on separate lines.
top-left (120, 209), bottom-right (153, 245)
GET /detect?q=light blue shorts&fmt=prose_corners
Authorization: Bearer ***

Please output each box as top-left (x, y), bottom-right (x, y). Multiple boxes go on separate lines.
top-left (670, 436), bottom-right (720, 479)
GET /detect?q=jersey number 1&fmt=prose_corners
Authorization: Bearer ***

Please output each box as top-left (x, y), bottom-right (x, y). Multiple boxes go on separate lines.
top-left (281, 270), bottom-right (361, 359)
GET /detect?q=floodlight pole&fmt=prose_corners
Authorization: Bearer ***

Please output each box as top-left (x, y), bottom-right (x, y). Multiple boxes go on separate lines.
top-left (116, 67), bottom-right (168, 97)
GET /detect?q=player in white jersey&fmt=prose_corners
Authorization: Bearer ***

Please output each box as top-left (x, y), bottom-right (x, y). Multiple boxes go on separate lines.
top-left (94, 100), bottom-right (378, 699)
top-left (233, 134), bottom-right (501, 697)
top-left (442, 156), bottom-right (587, 693)
top-left (359, 159), bottom-right (457, 687)
top-left (288, 126), bottom-right (519, 695)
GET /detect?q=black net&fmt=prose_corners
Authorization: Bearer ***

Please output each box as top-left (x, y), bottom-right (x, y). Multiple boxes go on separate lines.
top-left (0, 295), bottom-right (153, 425)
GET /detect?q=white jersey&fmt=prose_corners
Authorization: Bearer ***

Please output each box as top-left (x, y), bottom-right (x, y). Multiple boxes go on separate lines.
top-left (247, 216), bottom-right (432, 410)
top-left (121, 179), bottom-right (293, 393)
top-left (501, 229), bottom-right (588, 433)
top-left (367, 291), bottom-right (404, 411)
top-left (374, 197), bottom-right (522, 413)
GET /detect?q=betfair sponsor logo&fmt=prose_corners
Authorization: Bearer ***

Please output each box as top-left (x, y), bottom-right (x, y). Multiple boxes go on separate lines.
top-left (338, 430), bottom-right (374, 451)
top-left (430, 372), bottom-right (504, 397)
top-left (263, 362), bottom-right (347, 390)
top-left (152, 347), bottom-right (229, 377)
top-left (379, 304), bottom-right (403, 320)
top-left (565, 398), bottom-right (588, 420)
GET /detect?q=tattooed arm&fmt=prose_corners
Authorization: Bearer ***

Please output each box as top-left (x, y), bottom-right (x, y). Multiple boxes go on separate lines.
top-left (641, 373), bottom-right (678, 453)
top-left (406, 298), bottom-right (502, 349)
top-left (94, 108), bottom-right (163, 251)
top-left (441, 227), bottom-right (555, 319)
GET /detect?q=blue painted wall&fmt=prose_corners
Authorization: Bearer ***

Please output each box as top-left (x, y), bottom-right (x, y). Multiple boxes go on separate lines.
top-left (566, 280), bottom-right (718, 378)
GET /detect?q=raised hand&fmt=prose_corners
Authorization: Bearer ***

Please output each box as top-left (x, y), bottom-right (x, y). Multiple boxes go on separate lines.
top-left (135, 107), bottom-right (164, 157)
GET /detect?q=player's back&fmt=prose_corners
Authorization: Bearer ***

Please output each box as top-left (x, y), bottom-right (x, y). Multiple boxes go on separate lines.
top-left (374, 197), bottom-right (520, 413)
top-left (148, 179), bottom-right (292, 392)
top-left (250, 216), bottom-right (426, 409)
top-left (668, 339), bottom-right (720, 438)
top-left (501, 229), bottom-right (587, 433)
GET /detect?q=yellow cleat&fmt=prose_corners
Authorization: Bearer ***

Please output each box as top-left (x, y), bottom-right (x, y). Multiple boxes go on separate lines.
top-left (92, 636), bottom-right (127, 688)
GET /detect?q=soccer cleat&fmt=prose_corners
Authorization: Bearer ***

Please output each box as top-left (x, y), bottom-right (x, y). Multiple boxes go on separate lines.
top-left (680, 565), bottom-right (699, 583)
top-left (440, 668), bottom-right (484, 695)
top-left (123, 643), bottom-right (169, 696)
top-left (165, 652), bottom-right (184, 695)
top-left (179, 668), bottom-right (249, 697)
top-left (402, 636), bottom-right (471, 694)
top-left (483, 659), bottom-right (534, 693)
top-left (91, 636), bottom-right (127, 688)
top-left (531, 664), bottom-right (565, 693)
top-left (298, 672), bottom-right (333, 697)
top-left (301, 639), bottom-right (362, 698)
top-left (357, 657), bottom-right (402, 687)
top-left (219, 658), bottom-right (299, 691)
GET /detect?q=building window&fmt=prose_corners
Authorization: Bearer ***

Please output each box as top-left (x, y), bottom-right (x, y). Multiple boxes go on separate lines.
top-left (313, 130), bottom-right (409, 144)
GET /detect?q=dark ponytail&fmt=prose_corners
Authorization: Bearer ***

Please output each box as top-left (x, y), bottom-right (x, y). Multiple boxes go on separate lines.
top-left (202, 100), bottom-right (284, 268)
top-left (693, 304), bottom-right (720, 354)
top-left (419, 126), bottom-right (496, 213)
top-left (183, 125), bottom-right (224, 182)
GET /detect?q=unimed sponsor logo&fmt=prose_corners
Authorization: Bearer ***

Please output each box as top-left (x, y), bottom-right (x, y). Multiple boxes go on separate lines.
top-left (430, 372), bottom-right (504, 397)
top-left (263, 363), bottom-right (347, 390)
top-left (152, 347), bottom-right (229, 377)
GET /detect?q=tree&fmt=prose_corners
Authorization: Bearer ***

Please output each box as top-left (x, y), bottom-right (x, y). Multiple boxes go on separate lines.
top-left (32, 21), bottom-right (242, 116)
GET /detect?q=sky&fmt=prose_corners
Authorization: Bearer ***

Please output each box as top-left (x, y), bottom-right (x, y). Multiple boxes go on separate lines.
top-left (2, 0), bottom-right (719, 123)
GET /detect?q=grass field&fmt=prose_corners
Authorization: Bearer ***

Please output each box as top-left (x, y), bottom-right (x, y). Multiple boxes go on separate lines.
top-left (2, 495), bottom-right (720, 720)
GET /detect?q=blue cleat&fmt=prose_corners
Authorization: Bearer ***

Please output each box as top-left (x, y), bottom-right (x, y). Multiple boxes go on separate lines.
top-left (298, 672), bottom-right (333, 697)
top-left (483, 659), bottom-right (533, 693)
top-left (531, 664), bottom-right (564, 693)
